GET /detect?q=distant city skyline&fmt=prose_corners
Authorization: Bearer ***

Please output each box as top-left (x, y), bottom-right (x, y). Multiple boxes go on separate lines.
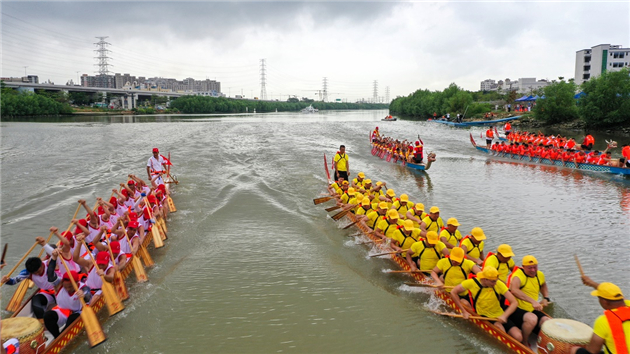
top-left (1, 1), bottom-right (628, 101)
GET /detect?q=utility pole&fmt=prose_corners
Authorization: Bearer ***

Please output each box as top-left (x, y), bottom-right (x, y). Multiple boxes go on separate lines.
top-left (385, 86), bottom-right (390, 103)
top-left (23, 66), bottom-right (28, 77)
top-left (322, 77), bottom-right (328, 102)
top-left (260, 59), bottom-right (267, 100)
top-left (76, 71), bottom-right (80, 85)
top-left (373, 80), bottom-right (378, 103)
top-left (94, 37), bottom-right (112, 75)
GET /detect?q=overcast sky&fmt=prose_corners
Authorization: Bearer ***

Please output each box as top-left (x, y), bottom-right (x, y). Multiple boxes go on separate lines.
top-left (1, 1), bottom-right (629, 101)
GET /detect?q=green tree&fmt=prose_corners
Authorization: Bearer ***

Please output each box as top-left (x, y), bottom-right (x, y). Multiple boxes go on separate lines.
top-left (533, 78), bottom-right (578, 124)
top-left (578, 68), bottom-right (630, 128)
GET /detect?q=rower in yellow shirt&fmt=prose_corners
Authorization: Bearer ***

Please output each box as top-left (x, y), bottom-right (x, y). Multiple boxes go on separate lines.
top-left (352, 172), bottom-right (366, 189)
top-left (420, 206), bottom-right (444, 237)
top-left (365, 202), bottom-right (388, 230)
top-left (406, 203), bottom-right (426, 228)
top-left (570, 282), bottom-right (630, 354)
top-left (440, 217), bottom-right (462, 249)
top-left (380, 189), bottom-right (397, 208)
top-left (390, 220), bottom-right (421, 257)
top-left (483, 244), bottom-right (515, 283)
top-left (508, 255), bottom-right (550, 346)
top-left (450, 267), bottom-right (524, 344)
top-left (405, 231), bottom-right (449, 273)
top-left (431, 247), bottom-right (480, 297)
top-left (460, 227), bottom-right (486, 266)
top-left (391, 194), bottom-right (414, 219)
top-left (374, 209), bottom-right (402, 241)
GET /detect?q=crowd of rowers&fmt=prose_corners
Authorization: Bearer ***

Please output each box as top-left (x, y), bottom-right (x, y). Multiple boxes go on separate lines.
top-left (327, 172), bottom-right (629, 354)
top-left (489, 125), bottom-right (630, 168)
top-left (370, 127), bottom-right (426, 164)
top-left (1, 173), bottom-right (170, 340)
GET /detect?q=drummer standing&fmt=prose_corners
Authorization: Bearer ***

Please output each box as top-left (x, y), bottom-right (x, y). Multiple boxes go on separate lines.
top-left (147, 148), bottom-right (168, 186)
top-left (570, 282), bottom-right (630, 354)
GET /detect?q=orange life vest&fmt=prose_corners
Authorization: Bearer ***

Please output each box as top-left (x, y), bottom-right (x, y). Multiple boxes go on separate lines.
top-left (604, 305), bottom-right (630, 354)
top-left (486, 129), bottom-right (494, 139)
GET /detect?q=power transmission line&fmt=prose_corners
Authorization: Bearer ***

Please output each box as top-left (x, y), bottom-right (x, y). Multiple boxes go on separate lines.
top-left (373, 80), bottom-right (378, 103)
top-left (322, 77), bottom-right (328, 102)
top-left (385, 86), bottom-right (390, 103)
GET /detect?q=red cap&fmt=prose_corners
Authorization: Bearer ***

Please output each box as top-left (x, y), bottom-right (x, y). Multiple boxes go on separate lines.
top-left (376, 127), bottom-right (378, 129)
top-left (97, 206), bottom-right (105, 215)
top-left (157, 184), bottom-right (166, 193)
top-left (121, 189), bottom-right (129, 197)
top-left (152, 148), bottom-right (159, 153)
top-left (143, 207), bottom-right (151, 220)
top-left (77, 219), bottom-right (88, 227)
top-left (128, 220), bottom-right (139, 228)
top-left (147, 195), bottom-right (157, 204)
top-left (109, 196), bottom-right (118, 209)
top-left (110, 241), bottom-right (121, 253)
top-left (128, 212), bottom-right (138, 221)
top-left (96, 251), bottom-right (110, 265)
top-left (127, 180), bottom-right (135, 186)
top-left (62, 270), bottom-right (80, 282)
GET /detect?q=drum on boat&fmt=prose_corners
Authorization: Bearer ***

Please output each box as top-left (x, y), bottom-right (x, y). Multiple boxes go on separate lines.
top-left (1, 317), bottom-right (46, 354)
top-left (537, 318), bottom-right (592, 354)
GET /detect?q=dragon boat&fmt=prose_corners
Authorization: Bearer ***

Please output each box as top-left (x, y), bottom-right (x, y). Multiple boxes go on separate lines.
top-left (2, 161), bottom-right (177, 354)
top-left (369, 135), bottom-right (436, 171)
top-left (429, 115), bottom-right (520, 128)
top-left (470, 133), bottom-right (630, 176)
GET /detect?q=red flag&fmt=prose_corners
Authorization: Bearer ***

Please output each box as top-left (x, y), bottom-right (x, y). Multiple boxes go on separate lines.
top-left (160, 154), bottom-right (173, 166)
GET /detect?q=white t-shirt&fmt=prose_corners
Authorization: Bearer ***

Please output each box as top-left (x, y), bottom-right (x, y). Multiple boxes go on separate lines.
top-left (147, 155), bottom-right (166, 174)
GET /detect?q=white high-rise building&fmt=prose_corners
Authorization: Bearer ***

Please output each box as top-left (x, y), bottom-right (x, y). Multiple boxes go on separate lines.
top-left (575, 44), bottom-right (630, 86)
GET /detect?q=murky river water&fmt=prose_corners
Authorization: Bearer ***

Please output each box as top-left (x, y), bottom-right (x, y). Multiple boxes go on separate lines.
top-left (1, 110), bottom-right (629, 353)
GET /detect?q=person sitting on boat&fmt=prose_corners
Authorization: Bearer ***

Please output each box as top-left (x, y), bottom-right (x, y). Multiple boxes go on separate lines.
top-left (431, 246), bottom-right (481, 297)
top-left (1, 237), bottom-right (59, 320)
top-left (598, 151), bottom-right (612, 166)
top-left (332, 181), bottom-right (349, 202)
top-left (490, 142), bottom-right (500, 155)
top-left (405, 231), bottom-right (449, 274)
top-left (73, 234), bottom-right (116, 296)
top-left (44, 252), bottom-right (92, 338)
top-left (352, 172), bottom-right (366, 189)
top-left (460, 227), bottom-right (486, 266)
top-left (337, 187), bottom-right (356, 207)
top-left (374, 209), bottom-right (402, 241)
top-left (574, 151), bottom-right (587, 164)
top-left (355, 197), bottom-right (373, 221)
top-left (406, 203), bottom-right (427, 228)
top-left (420, 206), bottom-right (444, 237)
top-left (485, 126), bottom-right (495, 148)
top-left (365, 202), bottom-right (389, 230)
top-left (392, 194), bottom-right (413, 219)
top-left (622, 143), bottom-right (630, 168)
top-left (565, 138), bottom-right (577, 150)
top-left (328, 176), bottom-right (345, 195)
top-left (52, 229), bottom-right (83, 276)
top-left (440, 218), bottom-right (462, 249)
top-left (390, 220), bottom-right (421, 258)
top-left (549, 147), bottom-right (561, 161)
top-left (333, 145), bottom-right (349, 181)
top-left (482, 244), bottom-right (515, 283)
top-left (380, 189), bottom-right (397, 208)
top-left (570, 282), bottom-right (630, 354)
top-left (450, 267), bottom-right (525, 343)
top-left (371, 127), bottom-right (380, 142)
top-left (413, 141), bottom-right (424, 163)
top-left (507, 255), bottom-right (551, 344)
top-left (112, 217), bottom-right (142, 256)
top-left (147, 147), bottom-right (169, 186)
top-left (581, 135), bottom-right (595, 151)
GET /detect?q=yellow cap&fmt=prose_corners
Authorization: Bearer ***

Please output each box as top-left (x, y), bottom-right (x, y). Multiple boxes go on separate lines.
top-left (347, 188), bottom-right (356, 195)
top-left (426, 231), bottom-right (439, 245)
top-left (355, 193), bottom-right (364, 200)
top-left (386, 189), bottom-right (395, 197)
top-left (497, 244), bottom-right (515, 258)
top-left (415, 203), bottom-right (425, 211)
top-left (471, 227), bottom-right (486, 240)
top-left (376, 181), bottom-right (383, 186)
top-left (342, 181), bottom-right (349, 185)
top-left (358, 172), bottom-right (365, 178)
top-left (478, 266), bottom-right (499, 280)
top-left (522, 255), bottom-right (538, 266)
top-left (447, 217), bottom-right (460, 226)
top-left (450, 247), bottom-right (465, 263)
top-left (400, 194), bottom-right (409, 202)
top-left (591, 282), bottom-right (624, 301)
top-left (429, 206), bottom-right (440, 213)
top-left (361, 197), bottom-right (370, 206)
top-left (387, 209), bottom-right (399, 219)
top-left (378, 202), bottom-right (389, 210)
top-left (403, 219), bottom-right (414, 231)
top-left (364, 179), bottom-right (372, 184)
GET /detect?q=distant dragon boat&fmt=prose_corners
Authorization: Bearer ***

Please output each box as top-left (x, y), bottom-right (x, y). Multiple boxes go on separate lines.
top-left (429, 115), bottom-right (520, 127)
top-left (470, 134), bottom-right (630, 176)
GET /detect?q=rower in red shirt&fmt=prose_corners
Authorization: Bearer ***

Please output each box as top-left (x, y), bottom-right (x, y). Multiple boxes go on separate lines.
top-left (574, 151), bottom-right (587, 164)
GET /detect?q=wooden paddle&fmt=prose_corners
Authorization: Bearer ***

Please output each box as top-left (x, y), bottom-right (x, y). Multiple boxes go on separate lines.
top-left (342, 220), bottom-right (360, 230)
top-left (325, 205), bottom-right (341, 212)
top-left (313, 196), bottom-right (333, 205)
top-left (404, 281), bottom-right (454, 289)
top-left (388, 270), bottom-right (433, 274)
top-left (3, 240), bottom-right (42, 312)
top-left (123, 230), bottom-right (148, 283)
top-left (143, 197), bottom-right (164, 249)
top-left (369, 250), bottom-right (402, 258)
top-left (430, 310), bottom-right (497, 322)
top-left (1, 244), bottom-right (7, 266)
top-left (574, 254), bottom-right (585, 277)
top-left (82, 241), bottom-right (124, 316)
top-left (1, 241), bottom-right (39, 289)
top-left (332, 205), bottom-right (357, 221)
top-left (58, 256), bottom-right (107, 347)
top-left (105, 238), bottom-right (128, 301)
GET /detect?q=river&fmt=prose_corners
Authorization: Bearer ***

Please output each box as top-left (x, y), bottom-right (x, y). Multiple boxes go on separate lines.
top-left (1, 110), bottom-right (629, 353)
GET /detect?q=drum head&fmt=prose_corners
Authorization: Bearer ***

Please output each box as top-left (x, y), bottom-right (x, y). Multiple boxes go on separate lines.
top-left (1, 317), bottom-right (43, 341)
top-left (540, 318), bottom-right (593, 344)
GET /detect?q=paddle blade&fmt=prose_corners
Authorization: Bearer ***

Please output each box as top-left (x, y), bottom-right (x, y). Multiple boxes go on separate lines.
top-left (80, 304), bottom-right (107, 347)
top-left (101, 280), bottom-right (124, 316)
top-left (5, 280), bottom-right (30, 312)
top-left (114, 271), bottom-right (129, 301)
top-left (343, 220), bottom-right (360, 229)
top-left (158, 217), bottom-right (168, 234)
top-left (331, 210), bottom-right (349, 221)
top-left (167, 196), bottom-right (177, 212)
top-left (131, 256), bottom-right (148, 283)
top-left (313, 196), bottom-right (333, 205)
top-left (151, 228), bottom-right (164, 249)
top-left (325, 205), bottom-right (341, 212)
top-left (139, 245), bottom-right (154, 267)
